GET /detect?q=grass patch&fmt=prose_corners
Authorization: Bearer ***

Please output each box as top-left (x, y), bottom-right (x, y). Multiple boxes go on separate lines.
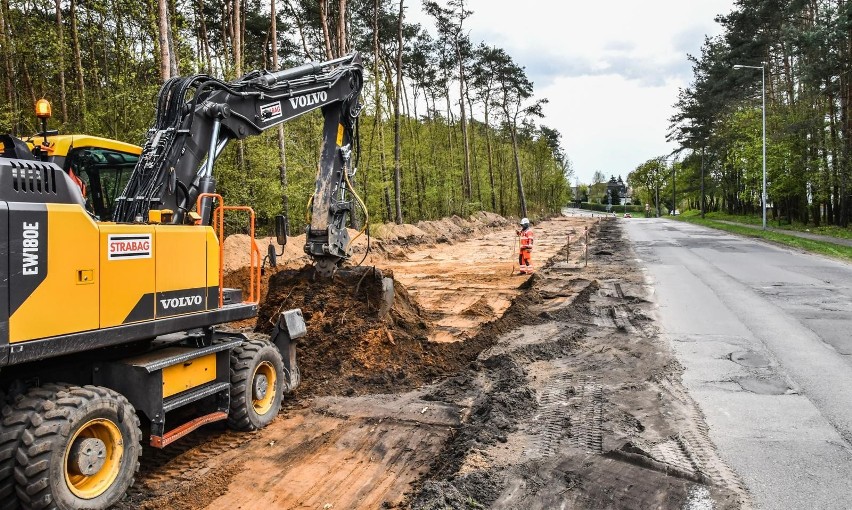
top-left (678, 210), bottom-right (852, 240)
top-left (673, 215), bottom-right (852, 262)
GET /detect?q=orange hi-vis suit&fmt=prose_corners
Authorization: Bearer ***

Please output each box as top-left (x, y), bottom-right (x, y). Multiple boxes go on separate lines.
top-left (517, 227), bottom-right (534, 273)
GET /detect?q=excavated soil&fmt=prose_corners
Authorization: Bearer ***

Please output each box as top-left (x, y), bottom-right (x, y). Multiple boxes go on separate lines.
top-left (111, 213), bottom-right (748, 510)
top-left (251, 266), bottom-right (497, 397)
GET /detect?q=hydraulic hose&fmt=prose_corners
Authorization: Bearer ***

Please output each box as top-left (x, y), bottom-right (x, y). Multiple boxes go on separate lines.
top-left (344, 167), bottom-right (369, 251)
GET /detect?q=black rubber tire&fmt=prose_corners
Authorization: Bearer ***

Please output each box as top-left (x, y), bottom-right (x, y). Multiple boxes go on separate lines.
top-left (13, 385), bottom-right (141, 510)
top-left (228, 339), bottom-right (285, 431)
top-left (0, 384), bottom-right (70, 510)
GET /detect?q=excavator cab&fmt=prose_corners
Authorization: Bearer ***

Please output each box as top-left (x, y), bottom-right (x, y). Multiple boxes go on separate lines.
top-left (0, 100), bottom-right (143, 220)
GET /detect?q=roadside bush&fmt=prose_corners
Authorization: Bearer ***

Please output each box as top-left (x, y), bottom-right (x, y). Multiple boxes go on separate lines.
top-left (579, 202), bottom-right (644, 213)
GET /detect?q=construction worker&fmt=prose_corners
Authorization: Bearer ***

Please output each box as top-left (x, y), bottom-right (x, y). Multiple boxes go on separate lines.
top-left (516, 217), bottom-right (534, 274)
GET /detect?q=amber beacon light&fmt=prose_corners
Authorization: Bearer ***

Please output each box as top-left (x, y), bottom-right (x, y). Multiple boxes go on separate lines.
top-left (35, 98), bottom-right (52, 146)
top-left (35, 98), bottom-right (52, 119)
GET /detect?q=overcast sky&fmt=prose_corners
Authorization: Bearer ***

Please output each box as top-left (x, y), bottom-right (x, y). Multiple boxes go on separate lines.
top-left (408, 0), bottom-right (735, 185)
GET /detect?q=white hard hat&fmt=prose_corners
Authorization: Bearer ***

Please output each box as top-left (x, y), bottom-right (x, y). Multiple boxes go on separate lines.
top-left (520, 217), bottom-right (530, 226)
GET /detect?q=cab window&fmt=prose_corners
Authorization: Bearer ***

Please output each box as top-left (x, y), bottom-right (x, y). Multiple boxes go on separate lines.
top-left (66, 147), bottom-right (138, 220)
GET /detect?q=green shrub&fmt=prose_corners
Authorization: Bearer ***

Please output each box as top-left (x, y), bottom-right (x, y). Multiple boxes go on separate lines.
top-left (578, 202), bottom-right (644, 213)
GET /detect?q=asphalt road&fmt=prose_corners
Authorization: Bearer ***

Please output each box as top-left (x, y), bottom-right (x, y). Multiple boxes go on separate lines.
top-left (624, 218), bottom-right (852, 510)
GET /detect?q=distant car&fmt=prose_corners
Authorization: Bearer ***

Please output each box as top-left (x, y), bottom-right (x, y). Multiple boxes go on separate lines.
top-left (623, 213), bottom-right (632, 218)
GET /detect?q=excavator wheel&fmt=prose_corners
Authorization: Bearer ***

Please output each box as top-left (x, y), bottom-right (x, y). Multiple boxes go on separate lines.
top-left (0, 384), bottom-right (71, 510)
top-left (13, 385), bottom-right (141, 510)
top-left (228, 339), bottom-right (285, 431)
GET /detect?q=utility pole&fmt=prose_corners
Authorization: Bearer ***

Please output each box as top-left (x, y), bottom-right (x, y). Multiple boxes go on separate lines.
top-left (700, 145), bottom-right (706, 218)
top-left (672, 164), bottom-right (676, 215)
top-left (655, 164), bottom-right (661, 217)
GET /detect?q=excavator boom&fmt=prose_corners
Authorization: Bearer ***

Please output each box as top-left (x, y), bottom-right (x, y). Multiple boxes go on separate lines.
top-left (114, 53), bottom-right (364, 274)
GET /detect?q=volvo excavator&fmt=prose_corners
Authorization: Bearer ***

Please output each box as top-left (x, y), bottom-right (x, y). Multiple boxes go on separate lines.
top-left (0, 52), bottom-right (364, 509)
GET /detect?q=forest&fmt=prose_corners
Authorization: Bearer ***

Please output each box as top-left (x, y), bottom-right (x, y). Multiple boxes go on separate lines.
top-left (0, 0), bottom-right (573, 231)
top-left (632, 0), bottom-right (852, 227)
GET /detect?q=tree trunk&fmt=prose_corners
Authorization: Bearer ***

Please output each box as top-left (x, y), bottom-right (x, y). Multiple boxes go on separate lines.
top-left (157, 0), bottom-right (171, 80)
top-left (509, 120), bottom-right (527, 217)
top-left (466, 87), bottom-right (480, 203)
top-left (443, 88), bottom-right (457, 211)
top-left (498, 143), bottom-right (506, 215)
top-left (0, 0), bottom-right (15, 130)
top-left (233, 0), bottom-right (246, 174)
top-left (271, 0), bottom-right (288, 217)
top-left (408, 87), bottom-right (424, 218)
top-left (167, 0), bottom-right (178, 76)
top-left (196, 0), bottom-right (212, 72)
top-left (392, 0), bottom-right (404, 224)
top-left (840, 17), bottom-right (852, 228)
top-left (232, 0), bottom-right (242, 75)
top-left (337, 0), bottom-right (347, 56)
top-left (484, 104), bottom-right (496, 211)
top-left (319, 0), bottom-right (334, 60)
top-left (373, 0), bottom-right (392, 221)
top-left (69, 0), bottom-right (86, 126)
top-left (457, 48), bottom-right (471, 200)
top-left (20, 61), bottom-right (35, 107)
top-left (54, 0), bottom-right (68, 123)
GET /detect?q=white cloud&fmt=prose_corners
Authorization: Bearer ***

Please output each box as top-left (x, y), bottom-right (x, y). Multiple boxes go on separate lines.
top-left (540, 74), bottom-right (682, 182)
top-left (407, 0), bottom-right (735, 184)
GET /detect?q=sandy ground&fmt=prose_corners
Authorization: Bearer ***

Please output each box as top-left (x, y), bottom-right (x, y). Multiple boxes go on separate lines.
top-left (113, 214), bottom-right (747, 510)
top-left (379, 216), bottom-right (579, 342)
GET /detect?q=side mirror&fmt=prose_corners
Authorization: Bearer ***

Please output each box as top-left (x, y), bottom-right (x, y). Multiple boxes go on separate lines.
top-left (275, 214), bottom-right (288, 246)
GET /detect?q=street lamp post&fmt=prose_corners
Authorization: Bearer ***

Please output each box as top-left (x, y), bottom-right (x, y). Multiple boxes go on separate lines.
top-left (700, 145), bottom-right (705, 219)
top-left (733, 62), bottom-right (767, 230)
top-left (653, 159), bottom-right (665, 217)
top-left (672, 164), bottom-right (676, 215)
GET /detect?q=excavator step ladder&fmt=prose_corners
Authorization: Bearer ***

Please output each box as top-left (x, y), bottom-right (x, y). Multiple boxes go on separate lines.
top-left (94, 336), bottom-right (242, 448)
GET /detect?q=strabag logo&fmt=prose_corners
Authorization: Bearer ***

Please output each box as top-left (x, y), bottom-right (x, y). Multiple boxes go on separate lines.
top-left (260, 101), bottom-right (283, 121)
top-left (108, 234), bottom-right (152, 260)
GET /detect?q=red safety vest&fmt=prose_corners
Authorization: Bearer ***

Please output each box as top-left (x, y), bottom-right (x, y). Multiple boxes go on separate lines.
top-left (519, 228), bottom-right (533, 250)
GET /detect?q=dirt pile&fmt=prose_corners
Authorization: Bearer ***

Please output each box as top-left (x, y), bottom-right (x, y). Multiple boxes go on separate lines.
top-left (222, 233), bottom-right (309, 273)
top-left (222, 212), bottom-right (515, 271)
top-left (250, 266), bottom-right (503, 397)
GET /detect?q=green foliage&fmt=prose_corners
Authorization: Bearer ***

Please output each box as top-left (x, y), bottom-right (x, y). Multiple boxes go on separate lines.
top-left (0, 0), bottom-right (571, 230)
top-left (674, 214), bottom-right (852, 262)
top-left (666, 0), bottom-right (852, 228)
top-left (579, 202), bottom-right (644, 213)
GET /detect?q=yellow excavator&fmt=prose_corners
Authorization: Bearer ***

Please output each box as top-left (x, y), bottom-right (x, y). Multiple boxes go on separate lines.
top-left (0, 52), bottom-right (364, 509)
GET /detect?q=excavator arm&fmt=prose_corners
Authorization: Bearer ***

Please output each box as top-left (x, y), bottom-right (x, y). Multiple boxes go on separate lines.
top-left (113, 53), bottom-right (364, 275)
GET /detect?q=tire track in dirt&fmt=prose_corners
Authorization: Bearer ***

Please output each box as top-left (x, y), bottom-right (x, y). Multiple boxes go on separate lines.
top-left (291, 420), bottom-right (399, 508)
top-left (528, 368), bottom-right (573, 459)
top-left (569, 377), bottom-right (604, 454)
